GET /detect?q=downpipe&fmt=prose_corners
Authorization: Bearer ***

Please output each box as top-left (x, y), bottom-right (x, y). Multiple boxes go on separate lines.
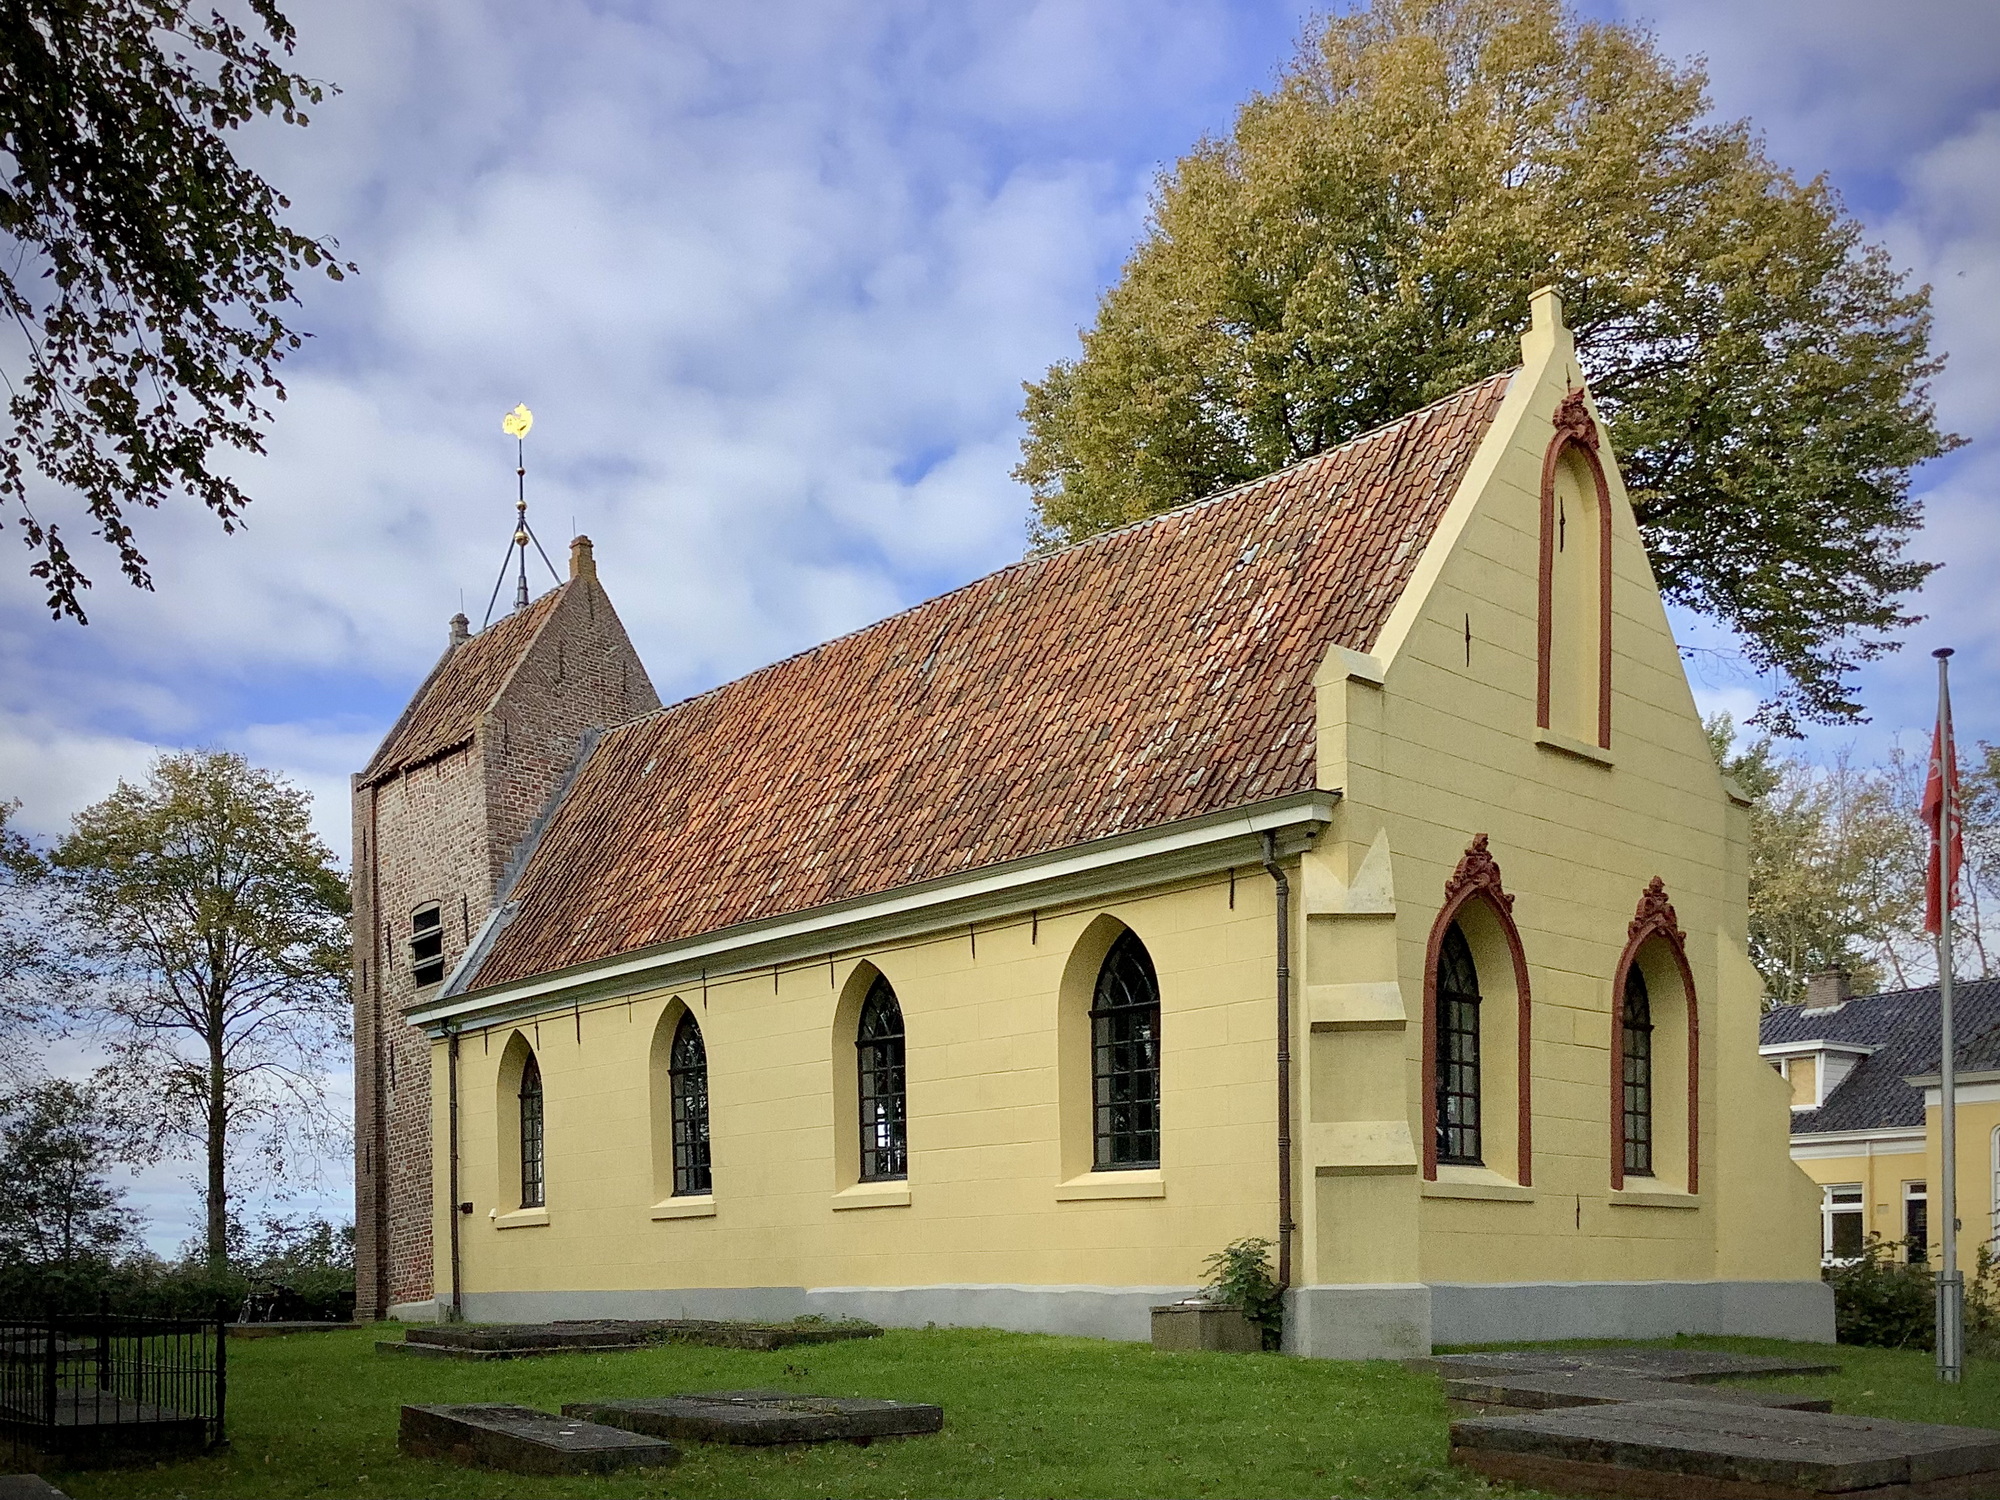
top-left (1260, 831), bottom-right (1295, 1293)
top-left (447, 1026), bottom-right (464, 1323)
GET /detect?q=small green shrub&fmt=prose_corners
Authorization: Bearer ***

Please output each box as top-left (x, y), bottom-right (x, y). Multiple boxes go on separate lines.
top-left (1825, 1235), bottom-right (1933, 1350)
top-left (1201, 1236), bottom-right (1283, 1350)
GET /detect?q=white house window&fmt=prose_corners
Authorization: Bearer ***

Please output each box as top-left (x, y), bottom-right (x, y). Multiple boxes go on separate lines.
top-left (1822, 1183), bottom-right (1864, 1263)
top-left (1903, 1181), bottom-right (1928, 1264)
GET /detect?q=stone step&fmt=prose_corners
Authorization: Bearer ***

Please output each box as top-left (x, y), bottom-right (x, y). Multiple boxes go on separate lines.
top-left (1443, 1368), bottom-right (1833, 1418)
top-left (1422, 1348), bottom-right (1841, 1384)
top-left (565, 1390), bottom-right (944, 1446)
top-left (1451, 1398), bottom-right (2000, 1499)
top-left (399, 1403), bottom-right (679, 1474)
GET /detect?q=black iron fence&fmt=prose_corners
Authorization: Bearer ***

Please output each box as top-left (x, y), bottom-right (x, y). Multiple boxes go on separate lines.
top-left (0, 1309), bottom-right (225, 1462)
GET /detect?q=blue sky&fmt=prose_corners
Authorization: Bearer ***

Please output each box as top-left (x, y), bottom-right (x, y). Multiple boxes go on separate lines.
top-left (3, 1), bottom-right (1996, 1246)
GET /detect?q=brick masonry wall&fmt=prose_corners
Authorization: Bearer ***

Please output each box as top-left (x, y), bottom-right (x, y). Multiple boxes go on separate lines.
top-left (352, 570), bottom-right (658, 1317)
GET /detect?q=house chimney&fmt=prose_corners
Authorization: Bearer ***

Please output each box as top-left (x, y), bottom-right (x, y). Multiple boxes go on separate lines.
top-left (569, 534), bottom-right (596, 583)
top-left (1804, 969), bottom-right (1852, 1011)
top-left (448, 612), bottom-right (470, 648)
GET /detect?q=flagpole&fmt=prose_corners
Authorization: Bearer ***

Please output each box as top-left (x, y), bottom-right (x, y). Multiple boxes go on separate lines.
top-left (1934, 646), bottom-right (1962, 1384)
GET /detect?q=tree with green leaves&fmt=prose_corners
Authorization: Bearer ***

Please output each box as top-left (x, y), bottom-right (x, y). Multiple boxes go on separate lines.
top-left (52, 751), bottom-right (349, 1270)
top-left (1710, 716), bottom-right (1997, 1006)
top-left (0, 0), bottom-right (351, 622)
top-left (0, 1076), bottom-right (139, 1265)
top-left (1020, 0), bottom-right (1955, 733)
top-left (0, 797), bottom-right (72, 1067)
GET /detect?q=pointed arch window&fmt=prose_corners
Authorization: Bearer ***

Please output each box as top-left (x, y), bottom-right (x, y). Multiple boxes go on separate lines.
top-left (1435, 923), bottom-right (1482, 1166)
top-left (1622, 965), bottom-right (1655, 1178)
top-left (669, 1011), bottom-right (711, 1196)
top-left (518, 1052), bottom-right (545, 1209)
top-left (1091, 930), bottom-right (1161, 1169)
top-left (857, 977), bottom-right (907, 1182)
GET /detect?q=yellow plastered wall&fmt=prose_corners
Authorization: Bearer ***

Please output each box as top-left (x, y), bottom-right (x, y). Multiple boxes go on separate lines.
top-left (434, 880), bottom-right (1288, 1299)
top-left (1300, 290), bottom-right (1819, 1289)
top-left (423, 292), bottom-right (1821, 1303)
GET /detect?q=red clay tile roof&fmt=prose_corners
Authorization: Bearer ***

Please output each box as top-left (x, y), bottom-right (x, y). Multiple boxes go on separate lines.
top-left (470, 373), bottom-right (1513, 989)
top-left (361, 586), bottom-right (569, 785)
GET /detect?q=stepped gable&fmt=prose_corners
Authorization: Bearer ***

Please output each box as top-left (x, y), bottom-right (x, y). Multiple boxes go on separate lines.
top-left (468, 371), bottom-right (1514, 991)
top-left (1762, 978), bottom-right (2000, 1133)
top-left (360, 586), bottom-right (570, 786)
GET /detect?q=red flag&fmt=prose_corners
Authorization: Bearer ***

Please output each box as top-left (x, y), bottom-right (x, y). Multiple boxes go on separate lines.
top-left (1924, 709), bottom-right (1964, 936)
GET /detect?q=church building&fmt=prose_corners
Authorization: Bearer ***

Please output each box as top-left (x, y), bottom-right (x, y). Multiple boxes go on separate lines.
top-left (352, 291), bottom-right (1829, 1357)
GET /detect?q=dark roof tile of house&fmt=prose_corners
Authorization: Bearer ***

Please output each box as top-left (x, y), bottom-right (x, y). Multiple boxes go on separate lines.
top-left (468, 372), bottom-right (1515, 990)
top-left (1761, 978), bottom-right (2000, 1133)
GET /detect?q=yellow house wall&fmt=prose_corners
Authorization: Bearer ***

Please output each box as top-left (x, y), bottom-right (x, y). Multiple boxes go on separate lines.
top-left (435, 877), bottom-right (1285, 1300)
top-left (1790, 1147), bottom-right (1926, 1255)
top-left (1921, 1097), bottom-right (2000, 1259)
top-left (1300, 293), bottom-right (1820, 1291)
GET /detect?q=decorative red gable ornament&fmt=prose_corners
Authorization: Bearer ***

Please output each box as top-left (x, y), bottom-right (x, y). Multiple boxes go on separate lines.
top-left (1553, 388), bottom-right (1599, 452)
top-left (1443, 833), bottom-right (1514, 913)
top-left (1628, 876), bottom-right (1685, 945)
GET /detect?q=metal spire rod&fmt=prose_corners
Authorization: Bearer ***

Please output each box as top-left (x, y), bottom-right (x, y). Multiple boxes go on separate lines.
top-left (479, 406), bottom-right (562, 630)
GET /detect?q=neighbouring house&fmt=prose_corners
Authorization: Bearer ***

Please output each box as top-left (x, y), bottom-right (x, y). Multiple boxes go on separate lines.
top-left (1761, 969), bottom-right (2000, 1267)
top-left (351, 290), bottom-right (1827, 1358)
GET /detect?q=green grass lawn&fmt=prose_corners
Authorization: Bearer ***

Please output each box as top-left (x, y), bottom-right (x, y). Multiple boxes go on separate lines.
top-left (40, 1327), bottom-right (2000, 1500)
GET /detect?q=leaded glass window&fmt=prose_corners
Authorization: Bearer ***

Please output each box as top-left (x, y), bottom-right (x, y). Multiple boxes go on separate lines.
top-left (669, 1011), bottom-right (711, 1196)
top-left (1091, 930), bottom-right (1161, 1170)
top-left (1434, 923), bottom-right (1481, 1166)
top-left (519, 1052), bottom-right (545, 1209)
top-left (857, 977), bottom-right (907, 1182)
top-left (1622, 964), bottom-right (1654, 1177)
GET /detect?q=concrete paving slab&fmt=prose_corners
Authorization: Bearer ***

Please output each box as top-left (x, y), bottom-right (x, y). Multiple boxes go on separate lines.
top-left (565, 1389), bottom-right (944, 1446)
top-left (398, 1403), bottom-right (678, 1474)
top-left (1452, 1398), bottom-right (2000, 1498)
top-left (1426, 1348), bottom-right (1840, 1383)
top-left (1443, 1369), bottom-right (1833, 1418)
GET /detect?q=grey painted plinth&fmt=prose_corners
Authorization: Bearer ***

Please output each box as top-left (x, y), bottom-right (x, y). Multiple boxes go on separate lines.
top-left (1284, 1284), bottom-right (1433, 1360)
top-left (805, 1284), bottom-right (1201, 1342)
top-left (1150, 1304), bottom-right (1262, 1352)
top-left (413, 1277), bottom-right (1831, 1355)
top-left (567, 1391), bottom-right (943, 1446)
top-left (1442, 1369), bottom-right (1833, 1418)
top-left (398, 1404), bottom-right (678, 1475)
top-left (1451, 1399), bottom-right (2000, 1499)
top-left (1428, 1279), bottom-right (1836, 1347)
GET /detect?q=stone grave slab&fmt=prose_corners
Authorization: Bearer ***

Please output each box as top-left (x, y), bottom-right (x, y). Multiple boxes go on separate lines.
top-left (385, 1318), bottom-right (878, 1360)
top-left (1425, 1347), bottom-right (1841, 1384)
top-left (1451, 1398), bottom-right (2000, 1499)
top-left (565, 1389), bottom-right (944, 1446)
top-left (0, 1477), bottom-right (70, 1500)
top-left (1443, 1368), bottom-right (1834, 1419)
top-left (399, 1403), bottom-right (678, 1475)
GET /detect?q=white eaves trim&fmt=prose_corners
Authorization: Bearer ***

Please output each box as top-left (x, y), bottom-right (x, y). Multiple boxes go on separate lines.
top-left (409, 789), bottom-right (1340, 1035)
top-left (1789, 1127), bottom-right (1924, 1161)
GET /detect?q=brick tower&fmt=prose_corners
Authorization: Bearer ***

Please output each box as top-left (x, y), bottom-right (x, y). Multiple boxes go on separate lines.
top-left (351, 535), bottom-right (657, 1319)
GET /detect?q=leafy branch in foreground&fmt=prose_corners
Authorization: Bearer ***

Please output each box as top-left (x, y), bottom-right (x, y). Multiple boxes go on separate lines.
top-left (0, 0), bottom-right (352, 620)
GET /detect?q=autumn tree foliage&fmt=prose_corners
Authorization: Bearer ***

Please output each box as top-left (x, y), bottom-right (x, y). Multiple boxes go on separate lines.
top-left (1019, 0), bottom-right (1955, 732)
